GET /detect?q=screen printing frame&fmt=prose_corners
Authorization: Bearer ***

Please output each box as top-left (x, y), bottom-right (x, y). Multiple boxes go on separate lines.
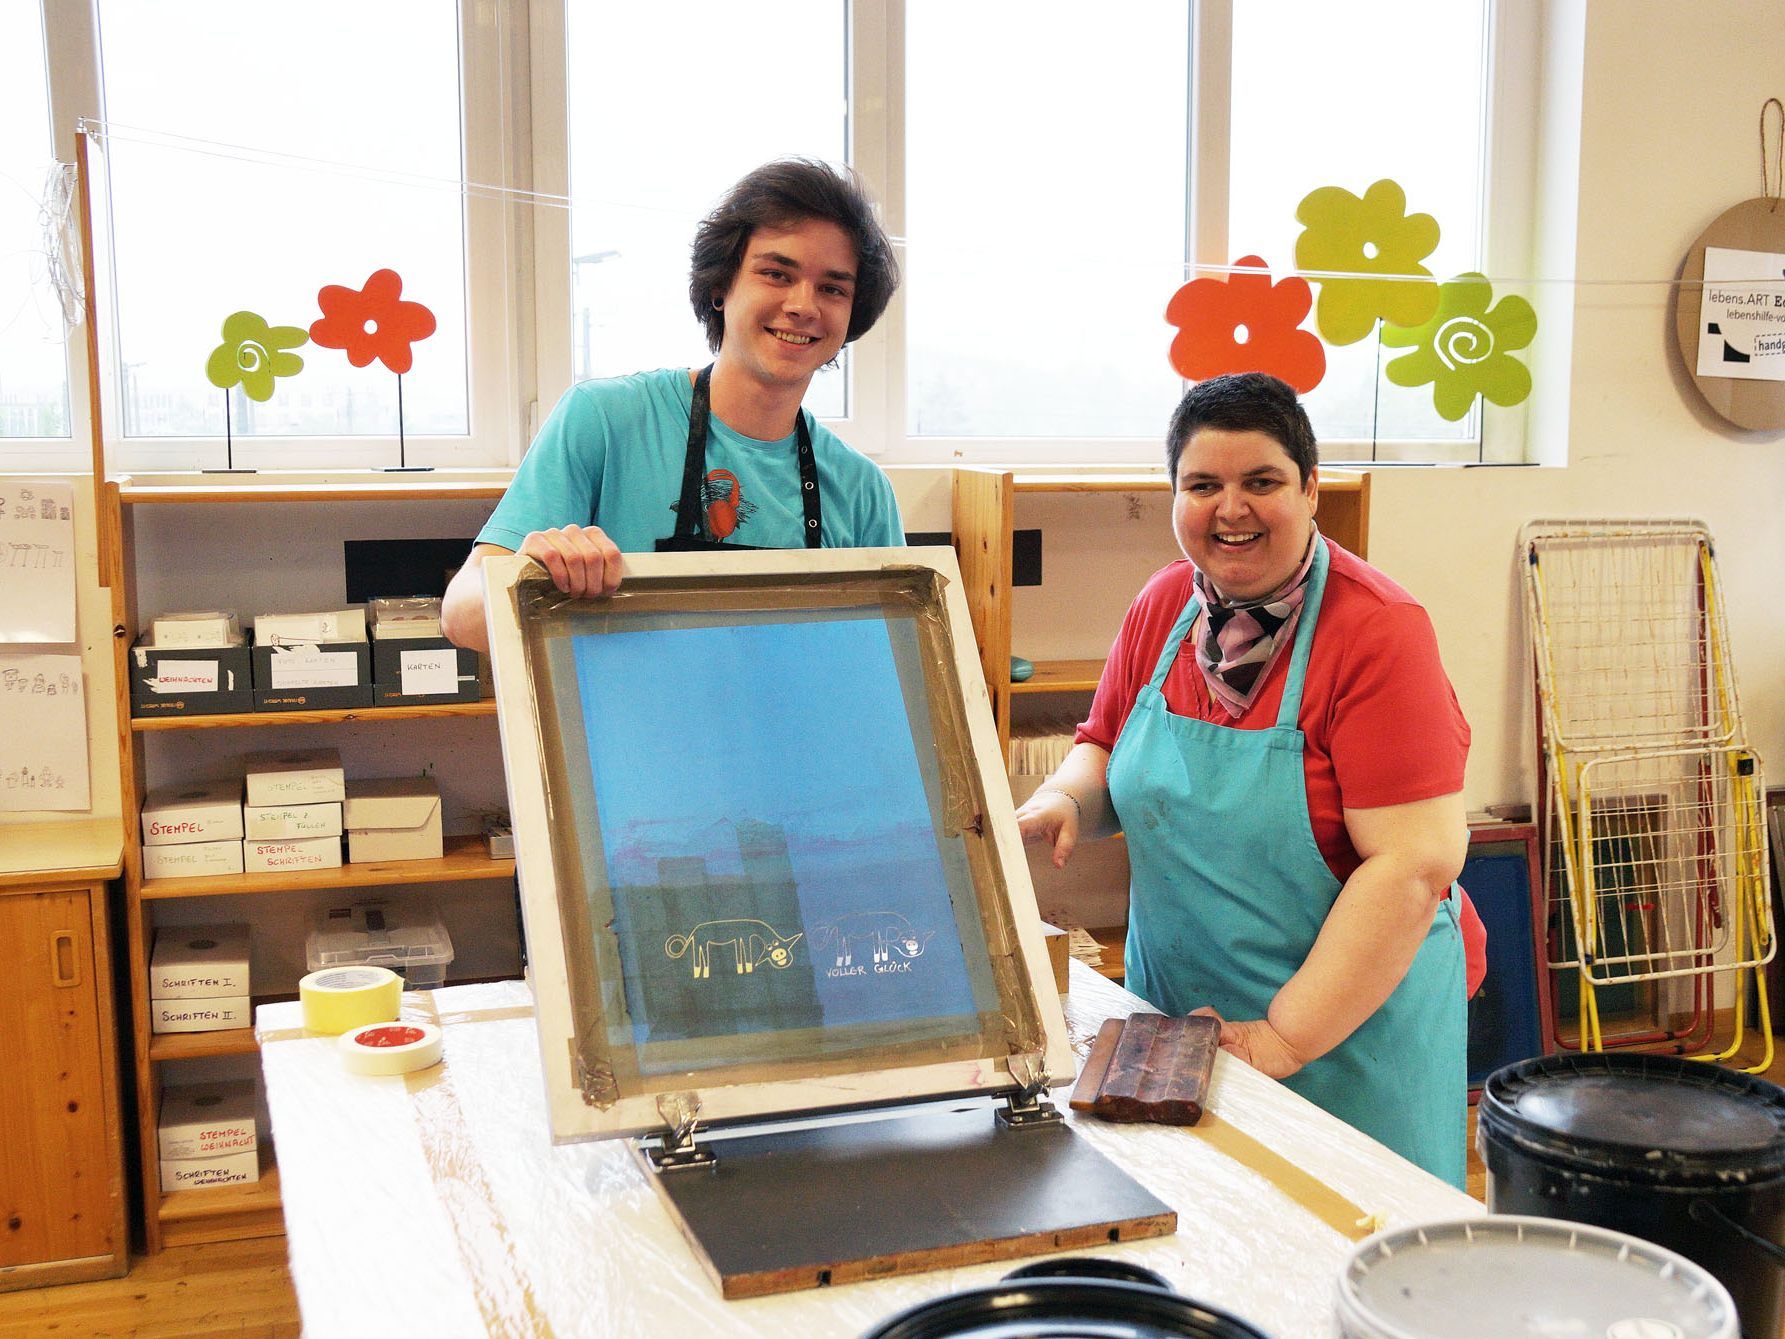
top-left (482, 548), bottom-right (1074, 1143)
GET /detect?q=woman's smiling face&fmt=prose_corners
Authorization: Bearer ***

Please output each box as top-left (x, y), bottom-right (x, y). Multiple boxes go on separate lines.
top-left (1171, 427), bottom-right (1318, 601)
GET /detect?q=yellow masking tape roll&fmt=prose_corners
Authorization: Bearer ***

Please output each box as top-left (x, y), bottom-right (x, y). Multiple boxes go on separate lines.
top-left (338, 1021), bottom-right (444, 1076)
top-left (299, 966), bottom-right (402, 1035)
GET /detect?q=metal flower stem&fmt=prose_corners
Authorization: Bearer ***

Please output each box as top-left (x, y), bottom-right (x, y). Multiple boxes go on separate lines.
top-left (397, 373), bottom-right (406, 468)
top-left (223, 388), bottom-right (233, 470)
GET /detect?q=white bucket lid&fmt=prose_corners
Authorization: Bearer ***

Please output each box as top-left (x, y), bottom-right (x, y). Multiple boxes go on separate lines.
top-left (1334, 1215), bottom-right (1738, 1339)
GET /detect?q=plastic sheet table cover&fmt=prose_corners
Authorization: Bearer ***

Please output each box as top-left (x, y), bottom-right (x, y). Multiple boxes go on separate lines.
top-left (256, 963), bottom-right (1479, 1339)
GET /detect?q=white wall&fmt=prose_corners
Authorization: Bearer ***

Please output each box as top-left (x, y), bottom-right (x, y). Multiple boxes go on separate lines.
top-left (1368, 1), bottom-right (1785, 810)
top-left (0, 474), bottom-right (122, 826)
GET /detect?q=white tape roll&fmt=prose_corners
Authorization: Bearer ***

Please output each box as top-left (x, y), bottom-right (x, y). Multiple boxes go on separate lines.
top-left (337, 1022), bottom-right (444, 1076)
top-left (300, 965), bottom-right (402, 1035)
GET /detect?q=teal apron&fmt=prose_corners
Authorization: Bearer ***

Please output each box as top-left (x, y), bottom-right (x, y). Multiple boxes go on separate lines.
top-left (1107, 541), bottom-right (1466, 1187)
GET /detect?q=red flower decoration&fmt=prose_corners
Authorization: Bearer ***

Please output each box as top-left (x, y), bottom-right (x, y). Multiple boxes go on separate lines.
top-left (1165, 255), bottom-right (1325, 392)
top-left (309, 269), bottom-right (436, 374)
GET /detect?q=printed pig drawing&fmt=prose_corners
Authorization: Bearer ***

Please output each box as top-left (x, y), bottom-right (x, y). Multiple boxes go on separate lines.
top-left (664, 919), bottom-right (804, 980)
top-left (811, 911), bottom-right (935, 967)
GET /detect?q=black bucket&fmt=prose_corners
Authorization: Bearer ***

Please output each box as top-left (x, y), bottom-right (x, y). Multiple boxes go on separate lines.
top-left (1478, 1053), bottom-right (1785, 1338)
top-left (860, 1259), bottom-right (1273, 1338)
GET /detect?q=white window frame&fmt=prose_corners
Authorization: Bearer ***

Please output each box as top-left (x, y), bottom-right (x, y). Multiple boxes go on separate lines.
top-left (529, 0), bottom-right (1537, 469)
top-left (28, 0), bottom-right (528, 475)
top-left (0, 0), bottom-right (98, 474)
top-left (19, 0), bottom-right (1536, 477)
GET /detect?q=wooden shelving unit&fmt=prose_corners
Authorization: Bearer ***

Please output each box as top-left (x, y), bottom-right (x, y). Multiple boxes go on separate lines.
top-left (133, 699), bottom-right (497, 732)
top-left (146, 997), bottom-right (288, 1062)
top-left (114, 474), bottom-right (511, 506)
top-left (98, 475), bottom-right (513, 1252)
top-left (157, 1149), bottom-right (283, 1248)
top-left (142, 835), bottom-right (513, 901)
top-left (1011, 659), bottom-right (1105, 695)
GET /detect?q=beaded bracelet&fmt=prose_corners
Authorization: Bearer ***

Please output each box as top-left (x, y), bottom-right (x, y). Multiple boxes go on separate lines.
top-left (1037, 787), bottom-right (1081, 818)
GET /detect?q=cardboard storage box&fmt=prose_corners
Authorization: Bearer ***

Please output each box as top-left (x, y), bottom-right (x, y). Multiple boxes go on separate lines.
top-left (141, 779), bottom-right (243, 846)
top-left (253, 608), bottom-right (366, 646)
top-left (150, 611), bottom-right (241, 648)
top-left (142, 839), bottom-right (244, 881)
top-left (371, 637), bottom-right (480, 706)
top-left (129, 639), bottom-right (254, 718)
top-left (308, 900), bottom-right (455, 988)
top-left (243, 801), bottom-right (342, 841)
top-left (244, 836), bottom-right (343, 873)
top-left (150, 924), bottom-right (250, 999)
top-left (244, 748), bottom-right (345, 806)
top-left (158, 1079), bottom-right (257, 1160)
top-left (251, 640), bottom-right (372, 713)
top-left (367, 597), bottom-right (442, 639)
top-left (160, 1149), bottom-right (260, 1191)
top-left (344, 777), bottom-right (443, 862)
top-left (152, 996), bottom-right (252, 1033)
top-left (483, 814), bottom-right (513, 859)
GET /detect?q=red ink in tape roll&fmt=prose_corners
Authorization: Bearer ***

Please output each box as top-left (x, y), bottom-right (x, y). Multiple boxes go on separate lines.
top-left (337, 1021), bottom-right (443, 1075)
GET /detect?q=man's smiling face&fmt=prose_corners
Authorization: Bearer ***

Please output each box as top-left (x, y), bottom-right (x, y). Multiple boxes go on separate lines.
top-left (715, 217), bottom-right (857, 395)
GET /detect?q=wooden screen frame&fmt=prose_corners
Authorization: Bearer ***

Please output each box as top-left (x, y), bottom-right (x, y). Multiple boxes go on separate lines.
top-left (482, 547), bottom-right (1073, 1143)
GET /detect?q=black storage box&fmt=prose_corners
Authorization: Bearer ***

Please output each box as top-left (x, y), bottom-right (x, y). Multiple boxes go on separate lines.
top-left (371, 635), bottom-right (481, 707)
top-left (252, 640), bottom-right (373, 713)
top-left (129, 639), bottom-right (255, 717)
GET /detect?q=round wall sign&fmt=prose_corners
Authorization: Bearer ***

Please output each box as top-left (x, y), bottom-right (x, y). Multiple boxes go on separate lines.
top-left (1672, 196), bottom-right (1785, 431)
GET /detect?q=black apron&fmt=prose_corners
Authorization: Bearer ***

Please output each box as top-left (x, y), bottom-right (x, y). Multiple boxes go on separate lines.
top-left (653, 364), bottom-right (823, 552)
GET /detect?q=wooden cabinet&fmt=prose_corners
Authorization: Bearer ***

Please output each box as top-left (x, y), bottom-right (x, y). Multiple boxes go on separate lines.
top-left (0, 822), bottom-right (128, 1291)
top-left (100, 475), bottom-right (517, 1251)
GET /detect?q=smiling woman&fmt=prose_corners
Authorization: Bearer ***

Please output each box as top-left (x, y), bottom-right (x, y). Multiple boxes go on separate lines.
top-left (1016, 372), bottom-right (1481, 1189)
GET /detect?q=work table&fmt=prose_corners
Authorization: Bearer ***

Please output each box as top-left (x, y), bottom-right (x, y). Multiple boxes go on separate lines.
top-left (256, 962), bottom-right (1479, 1338)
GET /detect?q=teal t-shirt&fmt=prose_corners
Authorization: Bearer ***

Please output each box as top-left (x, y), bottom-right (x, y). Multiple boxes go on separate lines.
top-left (479, 369), bottom-right (903, 553)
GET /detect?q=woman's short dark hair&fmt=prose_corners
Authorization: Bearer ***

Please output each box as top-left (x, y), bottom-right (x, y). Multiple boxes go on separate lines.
top-left (1165, 373), bottom-right (1319, 486)
top-left (689, 158), bottom-right (900, 354)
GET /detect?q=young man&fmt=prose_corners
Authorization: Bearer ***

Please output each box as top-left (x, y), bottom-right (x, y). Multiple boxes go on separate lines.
top-left (443, 158), bottom-right (903, 652)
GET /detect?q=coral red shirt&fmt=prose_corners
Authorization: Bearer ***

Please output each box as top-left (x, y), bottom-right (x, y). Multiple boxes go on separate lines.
top-left (1078, 539), bottom-right (1470, 886)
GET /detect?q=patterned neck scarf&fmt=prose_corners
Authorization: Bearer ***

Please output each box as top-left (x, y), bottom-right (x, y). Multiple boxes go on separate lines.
top-left (1191, 528), bottom-right (1320, 719)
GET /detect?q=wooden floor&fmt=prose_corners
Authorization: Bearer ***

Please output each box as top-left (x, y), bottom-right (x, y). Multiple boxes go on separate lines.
top-left (0, 1236), bottom-right (299, 1339)
top-left (5, 1037), bottom-right (1778, 1337)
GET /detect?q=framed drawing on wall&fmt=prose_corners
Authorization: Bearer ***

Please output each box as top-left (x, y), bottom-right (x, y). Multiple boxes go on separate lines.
top-left (482, 548), bottom-right (1075, 1142)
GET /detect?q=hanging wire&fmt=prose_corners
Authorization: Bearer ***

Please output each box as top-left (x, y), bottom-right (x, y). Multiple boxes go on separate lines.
top-left (38, 161), bottom-right (84, 333)
top-left (1761, 96), bottom-right (1784, 212)
top-left (75, 117), bottom-right (1785, 294)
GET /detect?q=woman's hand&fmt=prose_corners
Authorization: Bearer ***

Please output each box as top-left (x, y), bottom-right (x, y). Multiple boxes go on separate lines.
top-left (1015, 788), bottom-right (1081, 868)
top-left (1191, 1006), bottom-right (1307, 1080)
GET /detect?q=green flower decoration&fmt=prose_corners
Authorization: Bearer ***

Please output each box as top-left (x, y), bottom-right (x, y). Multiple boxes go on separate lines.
top-left (1381, 273), bottom-right (1537, 421)
top-left (1294, 179), bottom-right (1440, 346)
top-left (204, 311), bottom-right (308, 402)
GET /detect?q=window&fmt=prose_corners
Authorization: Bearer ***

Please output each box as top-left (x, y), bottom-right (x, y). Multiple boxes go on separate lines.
top-left (904, 4), bottom-right (1190, 441)
top-left (0, 1), bottom-right (71, 452)
top-left (1224, 0), bottom-right (1497, 462)
top-left (93, 0), bottom-right (491, 469)
top-left (26, 1), bottom-right (1531, 472)
top-left (562, 1), bottom-right (849, 420)
top-left (542, 0), bottom-right (1527, 466)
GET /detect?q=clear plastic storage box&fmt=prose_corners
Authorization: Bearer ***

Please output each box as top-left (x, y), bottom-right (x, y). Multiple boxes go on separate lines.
top-left (306, 900), bottom-right (455, 988)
